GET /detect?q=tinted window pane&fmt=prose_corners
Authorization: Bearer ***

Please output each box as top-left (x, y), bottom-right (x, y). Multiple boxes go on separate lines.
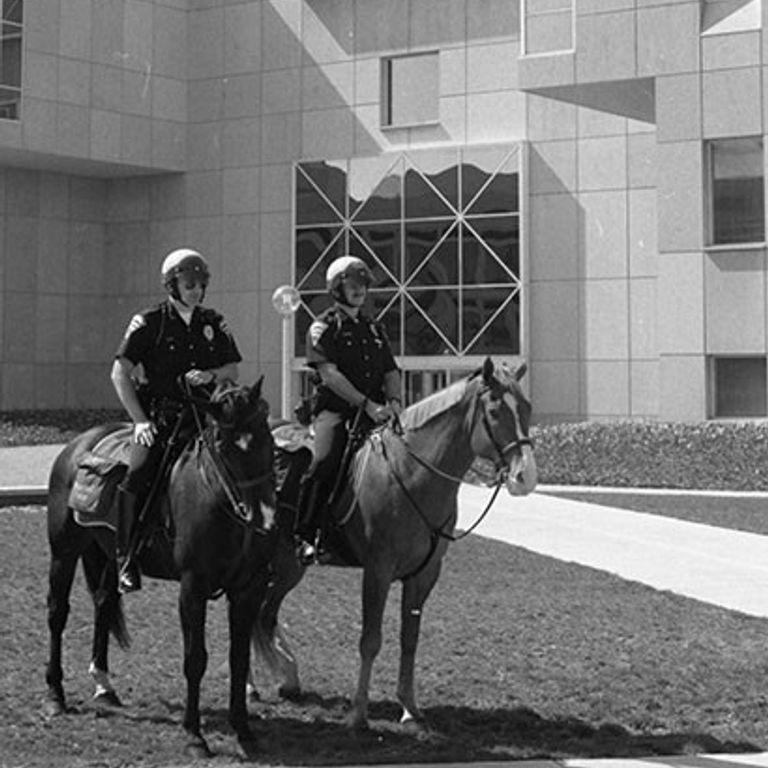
top-left (295, 227), bottom-right (343, 288)
top-left (405, 220), bottom-right (458, 285)
top-left (715, 357), bottom-right (766, 417)
top-left (0, 24), bottom-right (21, 88)
top-left (296, 170), bottom-right (342, 225)
top-left (404, 167), bottom-right (454, 219)
top-left (405, 291), bottom-right (457, 355)
top-left (300, 161), bottom-right (346, 218)
top-left (462, 146), bottom-right (519, 213)
top-left (0, 85), bottom-right (19, 119)
top-left (711, 137), bottom-right (764, 245)
top-left (349, 156), bottom-right (403, 221)
top-left (350, 224), bottom-right (400, 284)
top-left (465, 216), bottom-right (520, 277)
top-left (3, 0), bottom-right (21, 23)
top-left (462, 288), bottom-right (520, 354)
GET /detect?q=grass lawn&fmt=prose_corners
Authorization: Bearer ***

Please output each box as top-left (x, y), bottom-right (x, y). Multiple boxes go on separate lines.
top-left (546, 491), bottom-right (768, 537)
top-left (6, 504), bottom-right (768, 766)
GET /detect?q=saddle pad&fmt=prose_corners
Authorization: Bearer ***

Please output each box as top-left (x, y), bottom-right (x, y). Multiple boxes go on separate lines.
top-left (272, 421), bottom-right (314, 454)
top-left (70, 426), bottom-right (133, 530)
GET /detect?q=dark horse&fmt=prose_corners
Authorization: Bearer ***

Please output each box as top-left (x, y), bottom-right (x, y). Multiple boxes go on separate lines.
top-left (251, 357), bottom-right (537, 730)
top-left (44, 380), bottom-right (276, 757)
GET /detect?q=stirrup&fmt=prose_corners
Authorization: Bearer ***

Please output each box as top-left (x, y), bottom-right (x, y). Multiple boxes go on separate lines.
top-left (117, 559), bottom-right (142, 594)
top-left (296, 538), bottom-right (318, 566)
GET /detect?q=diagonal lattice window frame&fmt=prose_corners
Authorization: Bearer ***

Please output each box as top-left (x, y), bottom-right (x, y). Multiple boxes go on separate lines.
top-left (294, 145), bottom-right (522, 359)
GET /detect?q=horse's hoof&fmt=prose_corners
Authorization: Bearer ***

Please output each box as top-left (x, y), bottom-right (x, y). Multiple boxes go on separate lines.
top-left (42, 696), bottom-right (66, 719)
top-left (236, 731), bottom-right (260, 759)
top-left (93, 690), bottom-right (122, 708)
top-left (184, 736), bottom-right (211, 760)
top-left (345, 713), bottom-right (370, 732)
top-left (278, 684), bottom-right (302, 702)
top-left (401, 716), bottom-right (431, 738)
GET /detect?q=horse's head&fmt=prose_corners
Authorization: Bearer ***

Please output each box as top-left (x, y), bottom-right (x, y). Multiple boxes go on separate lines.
top-left (200, 377), bottom-right (277, 529)
top-left (469, 357), bottom-right (537, 496)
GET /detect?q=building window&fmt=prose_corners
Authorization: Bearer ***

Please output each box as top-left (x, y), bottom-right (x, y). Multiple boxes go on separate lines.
top-left (706, 137), bottom-right (765, 246)
top-left (0, 0), bottom-right (22, 120)
top-left (711, 356), bottom-right (767, 418)
top-left (522, 0), bottom-right (574, 56)
top-left (294, 146), bottom-right (522, 371)
top-left (381, 52), bottom-right (439, 128)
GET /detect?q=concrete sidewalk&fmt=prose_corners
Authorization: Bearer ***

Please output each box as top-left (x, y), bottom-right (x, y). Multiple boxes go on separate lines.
top-left (0, 443), bottom-right (64, 505)
top-left (457, 484), bottom-right (768, 618)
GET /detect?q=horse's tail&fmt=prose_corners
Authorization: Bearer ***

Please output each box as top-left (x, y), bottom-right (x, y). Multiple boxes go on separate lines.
top-left (82, 544), bottom-right (131, 650)
top-left (250, 537), bottom-right (302, 694)
top-left (251, 608), bottom-right (300, 694)
top-left (104, 591), bottom-right (130, 651)
top-left (250, 611), bottom-right (282, 677)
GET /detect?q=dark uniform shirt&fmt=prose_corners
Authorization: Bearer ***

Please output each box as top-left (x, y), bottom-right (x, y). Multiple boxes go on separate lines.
top-left (116, 301), bottom-right (242, 404)
top-left (307, 305), bottom-right (398, 416)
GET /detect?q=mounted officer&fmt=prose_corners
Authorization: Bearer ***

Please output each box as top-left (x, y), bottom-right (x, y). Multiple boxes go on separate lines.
top-left (110, 248), bottom-right (242, 593)
top-left (295, 255), bottom-right (402, 564)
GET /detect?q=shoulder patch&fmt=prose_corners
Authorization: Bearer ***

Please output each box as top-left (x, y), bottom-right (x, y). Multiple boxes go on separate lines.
top-left (309, 319), bottom-right (329, 347)
top-left (124, 313), bottom-right (146, 339)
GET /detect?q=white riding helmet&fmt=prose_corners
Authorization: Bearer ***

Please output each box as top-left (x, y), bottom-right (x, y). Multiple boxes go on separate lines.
top-left (161, 248), bottom-right (210, 297)
top-left (326, 255), bottom-right (373, 304)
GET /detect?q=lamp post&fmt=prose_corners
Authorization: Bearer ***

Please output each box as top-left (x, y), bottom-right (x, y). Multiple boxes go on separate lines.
top-left (271, 285), bottom-right (301, 420)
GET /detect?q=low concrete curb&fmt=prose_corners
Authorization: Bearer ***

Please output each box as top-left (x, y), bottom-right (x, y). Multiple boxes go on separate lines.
top-left (0, 486), bottom-right (48, 507)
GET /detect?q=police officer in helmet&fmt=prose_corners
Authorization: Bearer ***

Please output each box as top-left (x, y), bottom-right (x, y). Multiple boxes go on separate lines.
top-left (111, 248), bottom-right (242, 593)
top-left (296, 254), bottom-right (402, 564)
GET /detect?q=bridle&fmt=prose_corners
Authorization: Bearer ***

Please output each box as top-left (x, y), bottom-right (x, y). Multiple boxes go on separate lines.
top-left (188, 389), bottom-right (274, 533)
top-left (476, 393), bottom-right (534, 482)
top-left (398, 382), bottom-right (532, 488)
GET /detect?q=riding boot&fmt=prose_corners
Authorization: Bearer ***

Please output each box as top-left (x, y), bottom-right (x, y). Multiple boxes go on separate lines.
top-left (115, 488), bottom-right (142, 594)
top-left (295, 479), bottom-right (327, 565)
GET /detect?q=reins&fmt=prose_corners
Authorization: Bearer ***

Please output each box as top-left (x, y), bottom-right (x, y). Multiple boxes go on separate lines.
top-left (186, 383), bottom-right (272, 533)
top-left (382, 428), bottom-right (504, 544)
top-left (335, 384), bottom-right (527, 581)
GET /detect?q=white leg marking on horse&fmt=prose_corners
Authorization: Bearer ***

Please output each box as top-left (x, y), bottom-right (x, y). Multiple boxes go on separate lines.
top-left (261, 502), bottom-right (276, 531)
top-left (89, 662), bottom-right (114, 697)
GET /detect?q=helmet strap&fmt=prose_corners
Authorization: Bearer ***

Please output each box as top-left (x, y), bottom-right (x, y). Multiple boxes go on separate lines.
top-left (168, 277), bottom-right (208, 309)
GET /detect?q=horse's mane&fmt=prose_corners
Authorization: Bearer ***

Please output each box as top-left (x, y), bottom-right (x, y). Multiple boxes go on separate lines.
top-left (400, 375), bottom-right (475, 431)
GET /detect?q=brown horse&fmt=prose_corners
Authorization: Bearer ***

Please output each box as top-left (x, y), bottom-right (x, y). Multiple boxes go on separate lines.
top-left (44, 380), bottom-right (276, 757)
top-left (251, 357), bottom-right (537, 730)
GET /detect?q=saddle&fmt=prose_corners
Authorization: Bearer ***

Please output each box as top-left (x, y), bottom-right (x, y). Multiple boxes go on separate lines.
top-left (69, 426), bottom-right (133, 530)
top-left (271, 416), bottom-right (373, 567)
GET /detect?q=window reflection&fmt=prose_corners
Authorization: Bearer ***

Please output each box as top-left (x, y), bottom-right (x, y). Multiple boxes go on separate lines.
top-left (0, 1), bottom-right (21, 120)
top-left (295, 226), bottom-right (344, 288)
top-left (350, 224), bottom-right (401, 284)
top-left (709, 137), bottom-right (764, 245)
top-left (463, 289), bottom-right (520, 355)
top-left (295, 146), bottom-right (522, 359)
top-left (406, 221), bottom-right (458, 286)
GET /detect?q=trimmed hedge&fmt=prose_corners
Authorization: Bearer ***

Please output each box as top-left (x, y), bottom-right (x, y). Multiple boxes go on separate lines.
top-left (2, 411), bottom-right (767, 491)
top-left (532, 420), bottom-right (768, 491)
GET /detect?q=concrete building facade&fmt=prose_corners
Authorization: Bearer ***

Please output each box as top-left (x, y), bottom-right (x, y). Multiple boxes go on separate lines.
top-left (0, 0), bottom-right (763, 423)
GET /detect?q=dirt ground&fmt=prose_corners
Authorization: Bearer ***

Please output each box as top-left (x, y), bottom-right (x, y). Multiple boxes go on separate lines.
top-left (4, 505), bottom-right (768, 767)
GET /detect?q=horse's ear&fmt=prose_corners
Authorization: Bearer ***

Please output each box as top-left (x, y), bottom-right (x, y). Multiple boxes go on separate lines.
top-left (514, 362), bottom-right (528, 382)
top-left (482, 357), bottom-right (494, 383)
top-left (249, 375), bottom-right (264, 403)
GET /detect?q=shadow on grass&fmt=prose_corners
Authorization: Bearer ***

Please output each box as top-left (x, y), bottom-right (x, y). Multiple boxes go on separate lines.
top-left (128, 694), bottom-right (762, 766)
